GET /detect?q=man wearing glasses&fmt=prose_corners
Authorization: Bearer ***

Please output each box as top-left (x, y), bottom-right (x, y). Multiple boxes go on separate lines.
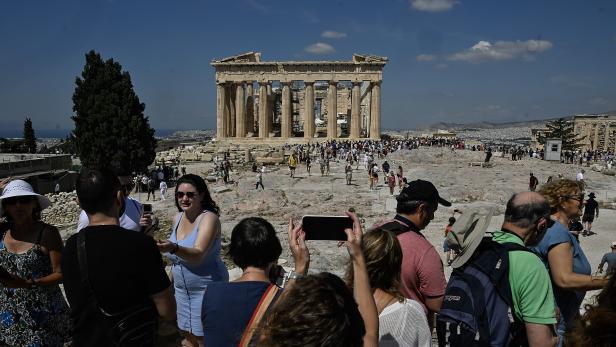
top-left (77, 172), bottom-right (156, 234)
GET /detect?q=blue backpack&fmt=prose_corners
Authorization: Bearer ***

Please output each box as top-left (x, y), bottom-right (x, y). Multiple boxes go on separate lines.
top-left (436, 238), bottom-right (531, 347)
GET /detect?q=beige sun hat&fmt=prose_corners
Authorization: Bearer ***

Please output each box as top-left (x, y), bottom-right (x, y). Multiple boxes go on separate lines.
top-left (0, 179), bottom-right (51, 216)
top-left (447, 208), bottom-right (494, 269)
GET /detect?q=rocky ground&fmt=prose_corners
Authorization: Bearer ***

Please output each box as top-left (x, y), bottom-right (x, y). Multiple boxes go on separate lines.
top-left (48, 145), bottom-right (616, 320)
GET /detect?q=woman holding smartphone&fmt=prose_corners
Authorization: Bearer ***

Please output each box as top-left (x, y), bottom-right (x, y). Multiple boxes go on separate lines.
top-left (0, 179), bottom-right (71, 346)
top-left (157, 174), bottom-right (228, 347)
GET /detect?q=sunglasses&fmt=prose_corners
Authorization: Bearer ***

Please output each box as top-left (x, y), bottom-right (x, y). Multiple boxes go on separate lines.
top-left (176, 191), bottom-right (197, 199)
top-left (3, 196), bottom-right (35, 205)
top-left (561, 194), bottom-right (584, 203)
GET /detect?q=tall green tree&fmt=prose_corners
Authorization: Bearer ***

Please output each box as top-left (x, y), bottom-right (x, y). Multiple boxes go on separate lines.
top-left (538, 118), bottom-right (585, 151)
top-left (72, 50), bottom-right (156, 173)
top-left (23, 117), bottom-right (37, 153)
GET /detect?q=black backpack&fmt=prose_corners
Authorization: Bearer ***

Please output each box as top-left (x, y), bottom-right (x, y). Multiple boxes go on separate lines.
top-left (436, 238), bottom-right (533, 347)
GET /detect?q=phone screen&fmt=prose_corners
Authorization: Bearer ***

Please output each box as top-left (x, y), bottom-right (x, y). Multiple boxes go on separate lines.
top-left (143, 204), bottom-right (152, 214)
top-left (302, 215), bottom-right (353, 241)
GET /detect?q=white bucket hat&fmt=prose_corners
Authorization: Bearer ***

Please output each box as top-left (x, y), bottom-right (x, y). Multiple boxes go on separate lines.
top-left (0, 179), bottom-right (51, 216)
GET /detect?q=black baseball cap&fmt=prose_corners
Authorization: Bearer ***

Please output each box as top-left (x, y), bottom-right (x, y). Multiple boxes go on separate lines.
top-left (397, 179), bottom-right (451, 207)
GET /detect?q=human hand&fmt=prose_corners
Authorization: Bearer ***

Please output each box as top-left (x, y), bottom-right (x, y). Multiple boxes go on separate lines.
top-left (288, 219), bottom-right (309, 274)
top-left (140, 213), bottom-right (153, 228)
top-left (341, 211), bottom-right (363, 260)
top-left (156, 240), bottom-right (176, 253)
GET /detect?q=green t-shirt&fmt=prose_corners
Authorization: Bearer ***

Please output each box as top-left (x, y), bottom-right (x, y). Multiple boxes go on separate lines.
top-left (492, 231), bottom-right (557, 324)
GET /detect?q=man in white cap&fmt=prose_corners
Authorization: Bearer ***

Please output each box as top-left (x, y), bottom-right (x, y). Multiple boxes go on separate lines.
top-left (598, 242), bottom-right (616, 276)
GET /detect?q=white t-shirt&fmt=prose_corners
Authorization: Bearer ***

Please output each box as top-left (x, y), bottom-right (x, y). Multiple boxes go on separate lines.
top-left (576, 172), bottom-right (584, 181)
top-left (378, 299), bottom-right (432, 347)
top-left (77, 196), bottom-right (143, 232)
top-left (159, 181), bottom-right (167, 190)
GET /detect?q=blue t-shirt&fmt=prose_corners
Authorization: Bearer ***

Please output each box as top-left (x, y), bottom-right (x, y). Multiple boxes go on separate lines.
top-left (202, 281), bottom-right (276, 347)
top-left (531, 220), bottom-right (591, 333)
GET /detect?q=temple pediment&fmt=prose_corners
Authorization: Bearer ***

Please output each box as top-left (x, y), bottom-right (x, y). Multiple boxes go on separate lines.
top-left (215, 52), bottom-right (262, 63)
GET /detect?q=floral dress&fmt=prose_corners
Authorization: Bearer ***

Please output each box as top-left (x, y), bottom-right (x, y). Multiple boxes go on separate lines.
top-left (0, 225), bottom-right (72, 347)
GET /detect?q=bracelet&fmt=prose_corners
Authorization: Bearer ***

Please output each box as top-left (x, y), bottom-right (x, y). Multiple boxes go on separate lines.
top-left (170, 243), bottom-right (180, 254)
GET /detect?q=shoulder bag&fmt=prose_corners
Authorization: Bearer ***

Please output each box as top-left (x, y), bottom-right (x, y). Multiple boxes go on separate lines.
top-left (76, 231), bottom-right (159, 346)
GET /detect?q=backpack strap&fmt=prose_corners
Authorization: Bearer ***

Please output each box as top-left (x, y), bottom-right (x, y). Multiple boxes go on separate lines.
top-left (380, 221), bottom-right (410, 236)
top-left (239, 284), bottom-right (280, 347)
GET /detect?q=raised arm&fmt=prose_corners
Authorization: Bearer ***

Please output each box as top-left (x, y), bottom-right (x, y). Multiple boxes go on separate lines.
top-left (345, 212), bottom-right (379, 347)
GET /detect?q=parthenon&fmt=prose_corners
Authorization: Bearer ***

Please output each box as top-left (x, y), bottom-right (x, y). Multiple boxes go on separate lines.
top-left (211, 52), bottom-right (387, 141)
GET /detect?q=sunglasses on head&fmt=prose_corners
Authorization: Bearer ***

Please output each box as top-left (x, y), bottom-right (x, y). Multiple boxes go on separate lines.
top-left (176, 191), bottom-right (196, 199)
top-left (3, 196), bottom-right (35, 205)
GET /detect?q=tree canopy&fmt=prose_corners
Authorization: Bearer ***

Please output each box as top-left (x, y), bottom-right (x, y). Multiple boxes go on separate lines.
top-left (23, 117), bottom-right (37, 153)
top-left (538, 118), bottom-right (585, 151)
top-left (72, 50), bottom-right (156, 173)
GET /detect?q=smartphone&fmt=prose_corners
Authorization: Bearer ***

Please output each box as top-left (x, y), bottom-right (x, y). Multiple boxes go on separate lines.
top-left (302, 215), bottom-right (353, 241)
top-left (143, 204), bottom-right (152, 215)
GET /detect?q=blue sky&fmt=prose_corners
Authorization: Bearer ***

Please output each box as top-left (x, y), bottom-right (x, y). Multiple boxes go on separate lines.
top-left (1, 0), bottom-right (615, 135)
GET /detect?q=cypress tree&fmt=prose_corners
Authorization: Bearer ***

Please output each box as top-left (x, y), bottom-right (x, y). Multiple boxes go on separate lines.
top-left (72, 50), bottom-right (156, 173)
top-left (538, 118), bottom-right (585, 151)
top-left (23, 117), bottom-right (37, 153)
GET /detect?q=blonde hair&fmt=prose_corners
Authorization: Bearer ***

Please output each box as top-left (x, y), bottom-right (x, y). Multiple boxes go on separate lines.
top-left (538, 179), bottom-right (583, 214)
top-left (346, 228), bottom-right (404, 300)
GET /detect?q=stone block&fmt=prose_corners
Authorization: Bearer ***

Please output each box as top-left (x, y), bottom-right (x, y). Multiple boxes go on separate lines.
top-left (213, 186), bottom-right (231, 193)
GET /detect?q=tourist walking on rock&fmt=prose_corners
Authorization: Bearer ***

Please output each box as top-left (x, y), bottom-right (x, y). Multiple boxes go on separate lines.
top-left (582, 192), bottom-right (599, 236)
top-left (0, 180), bottom-right (72, 347)
top-left (387, 172), bottom-right (396, 195)
top-left (576, 169), bottom-right (585, 190)
top-left (443, 216), bottom-right (456, 266)
top-left (484, 147), bottom-right (493, 163)
top-left (534, 179), bottom-right (608, 345)
top-left (397, 165), bottom-right (404, 191)
top-left (147, 177), bottom-right (157, 201)
top-left (288, 152), bottom-right (297, 178)
top-left (62, 169), bottom-right (175, 347)
top-left (255, 169), bottom-right (264, 190)
top-left (157, 174), bottom-right (228, 347)
top-left (378, 179), bottom-right (449, 325)
top-left (346, 227), bottom-right (431, 346)
top-left (597, 241), bottom-right (616, 276)
top-left (306, 155), bottom-right (312, 176)
top-left (529, 172), bottom-right (539, 191)
top-left (345, 162), bottom-right (353, 185)
top-left (202, 217), bottom-right (309, 346)
top-left (159, 180), bottom-right (168, 201)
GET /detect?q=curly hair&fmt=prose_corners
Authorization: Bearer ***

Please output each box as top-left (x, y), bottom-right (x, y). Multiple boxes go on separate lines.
top-left (345, 227), bottom-right (404, 301)
top-left (566, 275), bottom-right (616, 346)
top-left (538, 179), bottom-right (582, 214)
top-left (174, 174), bottom-right (220, 215)
top-left (258, 272), bottom-right (365, 347)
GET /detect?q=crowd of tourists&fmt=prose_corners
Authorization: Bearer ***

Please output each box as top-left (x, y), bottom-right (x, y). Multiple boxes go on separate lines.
top-left (1, 143), bottom-right (615, 346)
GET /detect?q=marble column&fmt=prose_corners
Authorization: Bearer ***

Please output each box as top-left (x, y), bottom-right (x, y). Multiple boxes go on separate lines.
top-left (245, 82), bottom-right (254, 135)
top-left (235, 83), bottom-right (246, 138)
top-left (228, 85), bottom-right (236, 137)
top-left (370, 81), bottom-right (381, 140)
top-left (216, 83), bottom-right (227, 138)
top-left (327, 81), bottom-right (338, 138)
top-left (594, 125), bottom-right (600, 150)
top-left (304, 82), bottom-right (315, 139)
top-left (259, 82), bottom-right (269, 138)
top-left (224, 84), bottom-right (232, 137)
top-left (281, 82), bottom-right (293, 139)
top-left (350, 82), bottom-right (361, 138)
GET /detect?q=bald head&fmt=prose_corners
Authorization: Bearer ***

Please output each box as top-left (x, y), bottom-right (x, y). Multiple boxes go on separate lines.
top-left (504, 192), bottom-right (550, 228)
